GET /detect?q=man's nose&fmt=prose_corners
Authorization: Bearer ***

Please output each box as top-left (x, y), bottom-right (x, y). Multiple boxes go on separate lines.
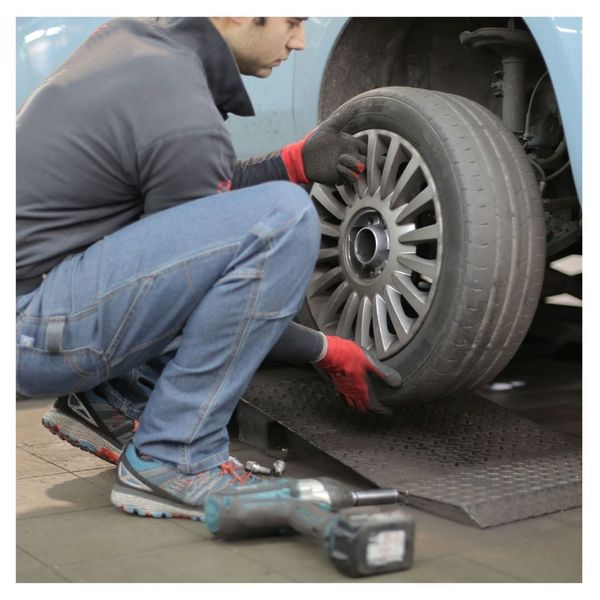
top-left (288, 24), bottom-right (306, 51)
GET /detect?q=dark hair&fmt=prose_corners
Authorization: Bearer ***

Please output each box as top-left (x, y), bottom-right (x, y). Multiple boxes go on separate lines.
top-left (253, 17), bottom-right (267, 26)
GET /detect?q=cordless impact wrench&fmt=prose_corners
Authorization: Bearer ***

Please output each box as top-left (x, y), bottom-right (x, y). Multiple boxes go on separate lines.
top-left (204, 477), bottom-right (414, 577)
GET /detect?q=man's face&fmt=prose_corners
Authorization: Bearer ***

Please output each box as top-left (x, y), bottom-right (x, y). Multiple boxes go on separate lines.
top-left (230, 17), bottom-right (306, 78)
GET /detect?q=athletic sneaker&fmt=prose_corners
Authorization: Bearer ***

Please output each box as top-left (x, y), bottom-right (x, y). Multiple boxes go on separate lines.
top-left (111, 442), bottom-right (264, 520)
top-left (41, 391), bottom-right (137, 465)
top-left (42, 392), bottom-right (246, 473)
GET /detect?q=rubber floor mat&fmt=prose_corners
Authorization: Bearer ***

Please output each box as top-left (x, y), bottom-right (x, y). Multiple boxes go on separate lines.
top-left (241, 368), bottom-right (581, 528)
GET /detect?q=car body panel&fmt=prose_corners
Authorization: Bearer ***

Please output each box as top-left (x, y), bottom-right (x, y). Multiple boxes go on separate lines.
top-left (16, 17), bottom-right (109, 109)
top-left (524, 17), bottom-right (582, 200)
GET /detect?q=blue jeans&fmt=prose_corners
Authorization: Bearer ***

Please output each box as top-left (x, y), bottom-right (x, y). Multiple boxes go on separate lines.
top-left (16, 182), bottom-right (320, 473)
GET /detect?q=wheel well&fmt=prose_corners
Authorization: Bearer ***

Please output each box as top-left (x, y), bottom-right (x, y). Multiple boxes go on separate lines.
top-left (318, 16), bottom-right (579, 235)
top-left (319, 17), bottom-right (544, 121)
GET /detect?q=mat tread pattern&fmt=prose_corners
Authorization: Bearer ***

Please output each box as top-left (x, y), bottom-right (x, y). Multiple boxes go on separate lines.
top-left (243, 372), bottom-right (581, 527)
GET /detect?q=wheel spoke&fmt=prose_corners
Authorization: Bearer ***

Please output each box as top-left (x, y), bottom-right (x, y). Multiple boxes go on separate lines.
top-left (309, 266), bottom-right (343, 297)
top-left (336, 183), bottom-right (356, 207)
top-left (367, 131), bottom-right (385, 195)
top-left (384, 285), bottom-right (413, 344)
top-left (317, 246), bottom-right (340, 262)
top-left (392, 271), bottom-right (428, 316)
top-left (380, 136), bottom-right (403, 198)
top-left (396, 254), bottom-right (438, 282)
top-left (354, 172), bottom-right (368, 199)
top-left (336, 291), bottom-right (360, 338)
top-left (312, 185), bottom-right (346, 221)
top-left (355, 295), bottom-right (373, 349)
top-left (398, 223), bottom-right (440, 244)
top-left (396, 185), bottom-right (435, 224)
top-left (320, 281), bottom-right (351, 326)
top-left (387, 154), bottom-right (422, 210)
top-left (373, 294), bottom-right (395, 356)
top-left (320, 221), bottom-right (340, 238)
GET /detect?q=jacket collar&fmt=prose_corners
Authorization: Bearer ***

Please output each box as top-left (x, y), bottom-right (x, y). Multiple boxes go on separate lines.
top-left (154, 17), bottom-right (255, 119)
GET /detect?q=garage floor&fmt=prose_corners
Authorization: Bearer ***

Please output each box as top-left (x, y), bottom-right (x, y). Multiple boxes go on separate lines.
top-left (15, 354), bottom-right (582, 584)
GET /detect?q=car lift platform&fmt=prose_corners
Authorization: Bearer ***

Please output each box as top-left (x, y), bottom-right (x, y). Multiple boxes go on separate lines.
top-left (236, 365), bottom-right (581, 528)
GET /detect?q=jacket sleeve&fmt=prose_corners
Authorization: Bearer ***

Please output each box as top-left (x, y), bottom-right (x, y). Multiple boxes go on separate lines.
top-left (231, 151), bottom-right (290, 189)
top-left (139, 128), bottom-right (236, 215)
top-left (232, 130), bottom-right (313, 189)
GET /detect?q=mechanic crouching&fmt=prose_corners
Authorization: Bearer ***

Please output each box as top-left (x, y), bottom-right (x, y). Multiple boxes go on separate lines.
top-left (16, 17), bottom-right (402, 519)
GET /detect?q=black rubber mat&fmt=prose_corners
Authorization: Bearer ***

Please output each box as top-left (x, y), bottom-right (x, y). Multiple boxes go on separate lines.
top-left (241, 367), bottom-right (581, 528)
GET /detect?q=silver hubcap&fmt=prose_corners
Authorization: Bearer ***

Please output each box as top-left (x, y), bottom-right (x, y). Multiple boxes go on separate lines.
top-left (307, 129), bottom-right (443, 359)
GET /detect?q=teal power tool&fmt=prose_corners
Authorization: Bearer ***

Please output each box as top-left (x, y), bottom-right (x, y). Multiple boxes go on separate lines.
top-left (204, 477), bottom-right (414, 577)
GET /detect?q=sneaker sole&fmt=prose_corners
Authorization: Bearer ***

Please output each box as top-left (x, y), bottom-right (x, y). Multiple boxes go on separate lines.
top-left (110, 484), bottom-right (204, 520)
top-left (41, 409), bottom-right (122, 465)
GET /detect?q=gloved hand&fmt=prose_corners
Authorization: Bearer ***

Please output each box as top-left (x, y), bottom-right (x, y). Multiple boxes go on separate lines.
top-left (314, 336), bottom-right (402, 414)
top-left (281, 107), bottom-right (367, 186)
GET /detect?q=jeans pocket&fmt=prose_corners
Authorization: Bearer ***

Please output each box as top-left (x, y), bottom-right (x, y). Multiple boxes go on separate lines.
top-left (16, 345), bottom-right (107, 398)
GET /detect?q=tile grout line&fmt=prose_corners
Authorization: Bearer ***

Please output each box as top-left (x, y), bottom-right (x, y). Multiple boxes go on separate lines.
top-left (448, 555), bottom-right (531, 583)
top-left (18, 444), bottom-right (114, 476)
top-left (17, 503), bottom-right (114, 522)
top-left (47, 538), bottom-right (293, 578)
top-left (17, 544), bottom-right (72, 582)
top-left (218, 543), bottom-right (305, 582)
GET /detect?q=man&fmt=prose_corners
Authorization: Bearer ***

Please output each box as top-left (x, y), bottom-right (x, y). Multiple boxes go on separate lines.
top-left (17, 17), bottom-right (401, 520)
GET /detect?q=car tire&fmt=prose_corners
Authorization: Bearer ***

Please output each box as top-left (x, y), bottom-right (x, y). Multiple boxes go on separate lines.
top-left (297, 86), bottom-right (546, 405)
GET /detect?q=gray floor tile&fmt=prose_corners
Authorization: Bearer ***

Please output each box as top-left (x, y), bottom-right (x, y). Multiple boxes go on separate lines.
top-left (16, 547), bottom-right (69, 583)
top-left (398, 504), bottom-right (568, 561)
top-left (17, 399), bottom-right (59, 447)
top-left (551, 507), bottom-right (582, 526)
top-left (17, 506), bottom-right (202, 567)
top-left (17, 472), bottom-right (111, 519)
top-left (458, 525), bottom-right (581, 582)
top-left (26, 441), bottom-right (111, 472)
top-left (223, 535), bottom-right (352, 582)
top-left (377, 554), bottom-right (524, 583)
top-left (219, 536), bottom-right (524, 583)
top-left (55, 540), bottom-right (293, 582)
top-left (73, 466), bottom-right (117, 492)
top-left (16, 447), bottom-right (67, 479)
top-left (170, 517), bottom-right (215, 539)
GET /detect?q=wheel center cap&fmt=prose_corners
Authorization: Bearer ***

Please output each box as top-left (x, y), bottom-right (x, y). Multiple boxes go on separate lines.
top-left (345, 209), bottom-right (390, 280)
top-left (354, 226), bottom-right (388, 268)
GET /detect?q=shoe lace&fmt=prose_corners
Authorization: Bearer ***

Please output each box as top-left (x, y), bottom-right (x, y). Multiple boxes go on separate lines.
top-left (219, 461), bottom-right (252, 483)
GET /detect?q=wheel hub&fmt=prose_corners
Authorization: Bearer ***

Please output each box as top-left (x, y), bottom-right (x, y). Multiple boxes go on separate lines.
top-left (346, 209), bottom-right (390, 279)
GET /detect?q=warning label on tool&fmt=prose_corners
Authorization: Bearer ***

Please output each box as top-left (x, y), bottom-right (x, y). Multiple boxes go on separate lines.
top-left (366, 530), bottom-right (406, 566)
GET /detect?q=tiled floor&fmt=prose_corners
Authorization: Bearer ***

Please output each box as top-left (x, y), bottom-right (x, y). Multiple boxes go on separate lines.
top-left (16, 378), bottom-right (582, 583)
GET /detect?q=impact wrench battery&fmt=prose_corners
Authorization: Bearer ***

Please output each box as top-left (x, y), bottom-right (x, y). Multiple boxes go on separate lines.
top-left (204, 478), bottom-right (414, 577)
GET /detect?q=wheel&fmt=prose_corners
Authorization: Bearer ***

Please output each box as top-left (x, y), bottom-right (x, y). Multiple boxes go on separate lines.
top-left (299, 86), bottom-right (546, 405)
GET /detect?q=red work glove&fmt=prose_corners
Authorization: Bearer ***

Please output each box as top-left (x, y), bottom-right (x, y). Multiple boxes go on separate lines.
top-left (281, 104), bottom-right (367, 186)
top-left (315, 336), bottom-right (402, 414)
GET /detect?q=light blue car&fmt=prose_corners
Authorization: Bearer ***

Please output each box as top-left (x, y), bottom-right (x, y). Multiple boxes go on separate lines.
top-left (17, 17), bottom-right (582, 406)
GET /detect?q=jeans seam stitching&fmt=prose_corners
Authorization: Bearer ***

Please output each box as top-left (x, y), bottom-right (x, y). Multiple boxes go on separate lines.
top-left (64, 352), bottom-right (93, 379)
top-left (19, 242), bottom-right (243, 325)
top-left (98, 244), bottom-right (239, 303)
top-left (252, 204), bottom-right (310, 243)
top-left (109, 325), bottom-right (182, 368)
top-left (105, 276), bottom-right (153, 359)
top-left (185, 241), bottom-right (271, 451)
top-left (183, 263), bottom-right (201, 303)
top-left (105, 241), bottom-right (240, 366)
